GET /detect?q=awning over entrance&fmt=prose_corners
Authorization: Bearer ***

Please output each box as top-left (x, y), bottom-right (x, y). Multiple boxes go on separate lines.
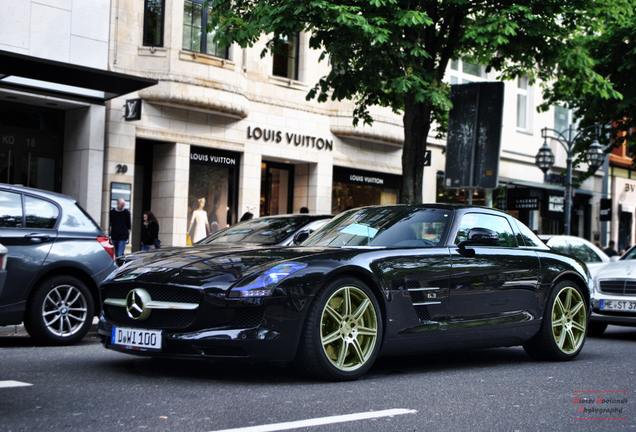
top-left (0, 50), bottom-right (157, 103)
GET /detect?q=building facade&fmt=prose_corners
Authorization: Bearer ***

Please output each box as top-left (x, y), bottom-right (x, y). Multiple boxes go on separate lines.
top-left (0, 0), bottom-right (154, 226)
top-left (3, 0), bottom-right (623, 254)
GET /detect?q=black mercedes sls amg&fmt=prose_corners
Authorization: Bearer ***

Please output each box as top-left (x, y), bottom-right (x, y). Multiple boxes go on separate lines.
top-left (98, 204), bottom-right (591, 380)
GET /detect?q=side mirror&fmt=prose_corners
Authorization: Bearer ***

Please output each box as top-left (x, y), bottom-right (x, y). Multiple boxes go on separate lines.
top-left (292, 230), bottom-right (310, 246)
top-left (457, 228), bottom-right (499, 249)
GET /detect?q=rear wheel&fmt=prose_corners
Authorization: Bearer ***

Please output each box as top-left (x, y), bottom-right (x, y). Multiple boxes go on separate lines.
top-left (524, 280), bottom-right (587, 361)
top-left (24, 275), bottom-right (95, 345)
top-left (295, 277), bottom-right (382, 381)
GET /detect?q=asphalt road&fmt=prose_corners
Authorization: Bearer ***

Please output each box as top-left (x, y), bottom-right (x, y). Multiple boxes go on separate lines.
top-left (0, 323), bottom-right (634, 432)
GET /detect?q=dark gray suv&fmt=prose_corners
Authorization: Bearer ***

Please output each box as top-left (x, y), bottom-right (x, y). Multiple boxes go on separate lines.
top-left (0, 184), bottom-right (117, 344)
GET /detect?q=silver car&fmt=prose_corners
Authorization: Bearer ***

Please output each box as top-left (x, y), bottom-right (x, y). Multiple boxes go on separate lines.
top-left (0, 184), bottom-right (118, 344)
top-left (590, 245), bottom-right (636, 335)
top-left (540, 235), bottom-right (609, 275)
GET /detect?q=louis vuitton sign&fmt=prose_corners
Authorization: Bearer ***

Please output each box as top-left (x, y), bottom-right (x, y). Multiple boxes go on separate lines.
top-left (247, 126), bottom-right (333, 151)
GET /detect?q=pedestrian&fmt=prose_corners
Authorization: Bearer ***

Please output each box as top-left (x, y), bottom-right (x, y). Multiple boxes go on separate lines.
top-left (141, 211), bottom-right (160, 251)
top-left (603, 240), bottom-right (618, 258)
top-left (240, 211), bottom-right (254, 222)
top-left (109, 198), bottom-right (131, 257)
top-left (300, 206), bottom-right (309, 213)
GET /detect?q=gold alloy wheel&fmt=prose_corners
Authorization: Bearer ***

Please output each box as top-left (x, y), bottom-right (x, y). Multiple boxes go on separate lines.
top-left (551, 286), bottom-right (587, 354)
top-left (320, 285), bottom-right (379, 371)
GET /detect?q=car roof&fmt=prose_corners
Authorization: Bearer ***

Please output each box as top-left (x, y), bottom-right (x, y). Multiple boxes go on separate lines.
top-left (0, 183), bottom-right (77, 204)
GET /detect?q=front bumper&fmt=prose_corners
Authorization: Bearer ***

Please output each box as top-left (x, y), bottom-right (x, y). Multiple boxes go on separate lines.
top-left (98, 294), bottom-right (310, 363)
top-left (590, 292), bottom-right (636, 327)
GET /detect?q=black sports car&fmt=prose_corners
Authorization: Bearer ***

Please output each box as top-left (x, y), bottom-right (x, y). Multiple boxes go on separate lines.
top-left (98, 205), bottom-right (591, 380)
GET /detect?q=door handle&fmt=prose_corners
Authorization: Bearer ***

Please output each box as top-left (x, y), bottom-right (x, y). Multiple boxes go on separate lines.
top-left (25, 233), bottom-right (51, 242)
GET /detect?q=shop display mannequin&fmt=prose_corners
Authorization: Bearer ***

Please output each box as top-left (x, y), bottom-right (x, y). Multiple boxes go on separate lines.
top-left (188, 198), bottom-right (211, 243)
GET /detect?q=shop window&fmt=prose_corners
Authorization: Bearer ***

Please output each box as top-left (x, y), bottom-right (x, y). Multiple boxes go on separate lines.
top-left (183, 0), bottom-right (228, 59)
top-left (143, 0), bottom-right (165, 47)
top-left (272, 33), bottom-right (299, 80)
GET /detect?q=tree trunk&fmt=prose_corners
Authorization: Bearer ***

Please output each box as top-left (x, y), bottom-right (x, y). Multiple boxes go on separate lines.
top-left (401, 95), bottom-right (433, 205)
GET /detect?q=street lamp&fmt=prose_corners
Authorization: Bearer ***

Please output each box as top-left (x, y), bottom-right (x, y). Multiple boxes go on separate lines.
top-left (534, 124), bottom-right (603, 236)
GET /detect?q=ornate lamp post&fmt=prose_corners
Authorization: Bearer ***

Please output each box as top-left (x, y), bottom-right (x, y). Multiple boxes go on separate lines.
top-left (534, 124), bottom-right (603, 236)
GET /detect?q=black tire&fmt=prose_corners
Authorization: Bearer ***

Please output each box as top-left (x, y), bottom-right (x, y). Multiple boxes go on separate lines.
top-left (295, 277), bottom-right (382, 381)
top-left (24, 275), bottom-right (95, 345)
top-left (523, 280), bottom-right (587, 361)
top-left (587, 321), bottom-right (608, 337)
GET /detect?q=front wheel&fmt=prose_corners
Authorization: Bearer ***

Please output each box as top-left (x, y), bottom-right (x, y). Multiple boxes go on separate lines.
top-left (295, 277), bottom-right (382, 381)
top-left (24, 275), bottom-right (95, 345)
top-left (524, 281), bottom-right (588, 361)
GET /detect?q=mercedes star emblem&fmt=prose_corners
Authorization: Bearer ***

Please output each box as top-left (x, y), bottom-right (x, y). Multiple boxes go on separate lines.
top-left (125, 288), bottom-right (152, 320)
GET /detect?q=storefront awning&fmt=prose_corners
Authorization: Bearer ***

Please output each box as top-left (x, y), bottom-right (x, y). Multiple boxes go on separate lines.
top-left (0, 50), bottom-right (157, 103)
top-left (500, 177), bottom-right (595, 196)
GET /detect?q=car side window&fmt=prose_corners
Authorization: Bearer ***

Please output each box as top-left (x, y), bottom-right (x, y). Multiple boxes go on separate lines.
top-left (0, 191), bottom-right (23, 227)
top-left (455, 213), bottom-right (518, 247)
top-left (25, 195), bottom-right (59, 229)
top-left (569, 240), bottom-right (603, 263)
top-left (549, 239), bottom-right (570, 255)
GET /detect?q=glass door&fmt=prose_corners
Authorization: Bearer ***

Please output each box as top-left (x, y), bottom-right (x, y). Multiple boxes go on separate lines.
top-left (260, 162), bottom-right (294, 216)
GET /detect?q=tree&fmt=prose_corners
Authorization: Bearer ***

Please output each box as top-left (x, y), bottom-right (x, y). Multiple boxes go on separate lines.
top-left (206, 0), bottom-right (626, 204)
top-left (546, 2), bottom-right (636, 163)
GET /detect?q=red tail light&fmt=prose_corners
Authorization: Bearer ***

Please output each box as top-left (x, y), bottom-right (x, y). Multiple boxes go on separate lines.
top-left (98, 235), bottom-right (116, 261)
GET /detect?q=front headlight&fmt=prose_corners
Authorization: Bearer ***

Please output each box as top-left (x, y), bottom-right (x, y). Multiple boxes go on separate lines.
top-left (230, 263), bottom-right (307, 298)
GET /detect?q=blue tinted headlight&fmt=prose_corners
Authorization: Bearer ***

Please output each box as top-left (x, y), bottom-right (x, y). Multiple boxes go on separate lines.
top-left (231, 263), bottom-right (307, 298)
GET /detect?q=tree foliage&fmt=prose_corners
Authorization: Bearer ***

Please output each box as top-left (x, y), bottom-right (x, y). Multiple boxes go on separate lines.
top-left (547, 2), bottom-right (636, 165)
top-left (206, 0), bottom-right (629, 204)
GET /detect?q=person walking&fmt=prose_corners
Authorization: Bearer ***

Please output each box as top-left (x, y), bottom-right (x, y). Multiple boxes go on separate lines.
top-left (140, 211), bottom-right (160, 251)
top-left (603, 240), bottom-right (618, 257)
top-left (109, 198), bottom-right (131, 257)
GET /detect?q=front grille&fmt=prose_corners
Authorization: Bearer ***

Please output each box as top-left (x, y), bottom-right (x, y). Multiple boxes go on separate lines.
top-left (104, 305), bottom-right (197, 329)
top-left (599, 280), bottom-right (636, 296)
top-left (102, 285), bottom-right (200, 304)
top-left (102, 285), bottom-right (201, 330)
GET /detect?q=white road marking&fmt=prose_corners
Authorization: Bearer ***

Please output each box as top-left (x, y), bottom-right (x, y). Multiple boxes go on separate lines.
top-left (208, 408), bottom-right (418, 432)
top-left (0, 380), bottom-right (33, 389)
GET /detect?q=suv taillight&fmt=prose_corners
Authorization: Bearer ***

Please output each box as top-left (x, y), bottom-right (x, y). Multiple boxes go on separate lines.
top-left (98, 235), bottom-right (116, 261)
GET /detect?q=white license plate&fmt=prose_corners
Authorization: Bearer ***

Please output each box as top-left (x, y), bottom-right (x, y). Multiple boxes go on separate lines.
top-left (111, 327), bottom-right (162, 351)
top-left (600, 300), bottom-right (636, 312)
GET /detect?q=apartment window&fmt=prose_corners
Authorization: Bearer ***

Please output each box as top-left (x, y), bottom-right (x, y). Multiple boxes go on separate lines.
top-left (516, 76), bottom-right (529, 130)
top-left (143, 0), bottom-right (165, 46)
top-left (272, 33), bottom-right (299, 80)
top-left (183, 0), bottom-right (228, 58)
top-left (449, 59), bottom-right (486, 84)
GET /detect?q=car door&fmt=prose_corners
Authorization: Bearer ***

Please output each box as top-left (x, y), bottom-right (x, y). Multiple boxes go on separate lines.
top-left (447, 212), bottom-right (541, 330)
top-left (0, 190), bottom-right (58, 319)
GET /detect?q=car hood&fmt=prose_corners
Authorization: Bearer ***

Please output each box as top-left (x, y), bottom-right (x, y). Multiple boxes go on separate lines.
top-left (107, 244), bottom-right (341, 290)
top-left (595, 260), bottom-right (636, 280)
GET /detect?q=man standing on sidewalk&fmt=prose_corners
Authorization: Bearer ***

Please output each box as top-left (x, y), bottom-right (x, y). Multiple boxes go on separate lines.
top-left (109, 198), bottom-right (131, 257)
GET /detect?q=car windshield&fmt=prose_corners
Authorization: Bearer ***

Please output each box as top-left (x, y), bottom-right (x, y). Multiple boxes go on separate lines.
top-left (304, 206), bottom-right (451, 248)
top-left (198, 216), bottom-right (318, 245)
top-left (621, 247), bottom-right (636, 260)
